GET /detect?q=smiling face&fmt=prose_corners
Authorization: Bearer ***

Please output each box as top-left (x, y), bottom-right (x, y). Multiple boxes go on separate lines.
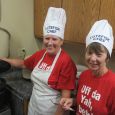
top-left (43, 36), bottom-right (63, 55)
top-left (85, 42), bottom-right (110, 76)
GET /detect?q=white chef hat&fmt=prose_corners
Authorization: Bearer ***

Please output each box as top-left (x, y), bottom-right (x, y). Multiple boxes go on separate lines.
top-left (86, 19), bottom-right (114, 57)
top-left (43, 7), bottom-right (66, 39)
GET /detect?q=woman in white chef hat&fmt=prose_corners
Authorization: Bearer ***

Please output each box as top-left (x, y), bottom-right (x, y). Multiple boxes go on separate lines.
top-left (26, 7), bottom-right (77, 115)
top-left (1, 7), bottom-right (77, 115)
top-left (60, 20), bottom-right (115, 115)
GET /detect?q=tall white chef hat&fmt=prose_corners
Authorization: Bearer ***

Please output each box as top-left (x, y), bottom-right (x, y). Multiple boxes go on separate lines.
top-left (43, 7), bottom-right (66, 39)
top-left (86, 19), bottom-right (114, 57)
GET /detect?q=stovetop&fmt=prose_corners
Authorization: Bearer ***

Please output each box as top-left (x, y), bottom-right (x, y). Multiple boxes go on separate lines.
top-left (7, 79), bottom-right (33, 99)
top-left (0, 67), bottom-right (33, 99)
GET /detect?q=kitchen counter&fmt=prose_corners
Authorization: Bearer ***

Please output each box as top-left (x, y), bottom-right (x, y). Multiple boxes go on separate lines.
top-left (7, 79), bottom-right (33, 99)
top-left (0, 68), bottom-right (33, 99)
top-left (0, 68), bottom-right (33, 115)
top-left (7, 79), bottom-right (33, 115)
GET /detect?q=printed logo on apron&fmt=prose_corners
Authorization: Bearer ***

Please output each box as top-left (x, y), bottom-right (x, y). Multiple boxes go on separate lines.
top-left (31, 48), bottom-right (62, 95)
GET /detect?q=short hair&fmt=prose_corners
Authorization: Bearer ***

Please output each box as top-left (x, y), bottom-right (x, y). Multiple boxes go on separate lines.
top-left (86, 42), bottom-right (110, 60)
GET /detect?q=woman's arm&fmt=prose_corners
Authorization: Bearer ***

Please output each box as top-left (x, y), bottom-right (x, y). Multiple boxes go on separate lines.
top-left (55, 90), bottom-right (71, 115)
top-left (0, 58), bottom-right (25, 68)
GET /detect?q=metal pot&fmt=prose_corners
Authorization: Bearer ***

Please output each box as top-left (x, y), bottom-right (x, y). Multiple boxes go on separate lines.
top-left (0, 60), bottom-right (11, 74)
top-left (0, 78), bottom-right (8, 109)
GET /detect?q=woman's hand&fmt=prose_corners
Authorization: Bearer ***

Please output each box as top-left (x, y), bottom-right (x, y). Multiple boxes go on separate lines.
top-left (59, 98), bottom-right (73, 111)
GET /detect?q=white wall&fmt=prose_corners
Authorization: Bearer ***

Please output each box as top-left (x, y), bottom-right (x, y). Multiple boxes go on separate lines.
top-left (0, 0), bottom-right (38, 58)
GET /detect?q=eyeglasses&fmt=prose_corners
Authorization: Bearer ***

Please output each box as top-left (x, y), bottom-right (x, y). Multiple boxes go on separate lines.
top-left (50, 99), bottom-right (75, 112)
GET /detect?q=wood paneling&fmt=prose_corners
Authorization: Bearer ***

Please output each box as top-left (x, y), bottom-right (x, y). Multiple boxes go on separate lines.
top-left (34, 0), bottom-right (61, 38)
top-left (99, 0), bottom-right (115, 48)
top-left (63, 0), bottom-right (100, 43)
top-left (34, 0), bottom-right (115, 49)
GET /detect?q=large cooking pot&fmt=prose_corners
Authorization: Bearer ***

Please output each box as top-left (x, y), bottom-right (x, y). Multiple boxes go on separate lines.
top-left (0, 78), bottom-right (8, 109)
top-left (0, 60), bottom-right (11, 74)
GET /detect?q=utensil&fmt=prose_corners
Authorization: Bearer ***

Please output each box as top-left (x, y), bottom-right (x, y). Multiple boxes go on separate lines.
top-left (50, 99), bottom-right (75, 112)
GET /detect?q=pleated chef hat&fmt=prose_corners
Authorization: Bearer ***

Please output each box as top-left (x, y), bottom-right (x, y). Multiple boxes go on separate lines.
top-left (86, 19), bottom-right (114, 57)
top-left (43, 7), bottom-right (66, 39)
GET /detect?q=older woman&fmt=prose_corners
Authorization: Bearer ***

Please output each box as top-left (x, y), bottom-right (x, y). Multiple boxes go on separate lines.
top-left (1, 7), bottom-right (77, 115)
top-left (60, 20), bottom-right (115, 115)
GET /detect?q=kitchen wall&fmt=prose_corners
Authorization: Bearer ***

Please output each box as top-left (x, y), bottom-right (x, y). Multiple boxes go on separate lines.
top-left (63, 43), bottom-right (115, 72)
top-left (0, 0), bottom-right (115, 72)
top-left (0, 0), bottom-right (38, 58)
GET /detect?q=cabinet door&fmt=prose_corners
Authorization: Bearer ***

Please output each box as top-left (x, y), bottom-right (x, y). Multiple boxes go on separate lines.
top-left (99, 0), bottom-right (115, 49)
top-left (62, 0), bottom-right (100, 43)
top-left (34, 0), bottom-right (62, 38)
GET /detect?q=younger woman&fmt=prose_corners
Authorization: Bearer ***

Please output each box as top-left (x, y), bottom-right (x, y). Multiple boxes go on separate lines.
top-left (60, 20), bottom-right (115, 115)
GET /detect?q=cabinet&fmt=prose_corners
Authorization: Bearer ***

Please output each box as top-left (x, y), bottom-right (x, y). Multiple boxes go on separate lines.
top-left (34, 0), bottom-right (115, 49)
top-left (8, 90), bottom-right (29, 115)
top-left (34, 0), bottom-right (100, 43)
top-left (34, 0), bottom-right (62, 38)
top-left (62, 0), bottom-right (100, 43)
top-left (99, 0), bottom-right (115, 49)
top-left (6, 79), bottom-right (33, 115)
